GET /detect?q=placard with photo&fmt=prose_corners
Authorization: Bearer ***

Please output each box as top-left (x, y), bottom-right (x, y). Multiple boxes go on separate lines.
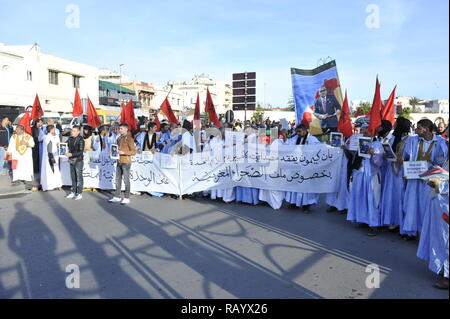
top-left (330, 132), bottom-right (343, 147)
top-left (382, 143), bottom-right (397, 162)
top-left (59, 143), bottom-right (67, 156)
top-left (110, 144), bottom-right (119, 160)
top-left (357, 137), bottom-right (372, 158)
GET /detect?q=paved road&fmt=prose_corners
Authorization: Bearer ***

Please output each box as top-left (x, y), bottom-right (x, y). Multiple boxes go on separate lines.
top-left (0, 189), bottom-right (447, 299)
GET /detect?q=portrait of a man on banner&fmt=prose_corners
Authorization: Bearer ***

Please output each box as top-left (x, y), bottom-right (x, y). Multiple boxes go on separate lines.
top-left (291, 60), bottom-right (344, 137)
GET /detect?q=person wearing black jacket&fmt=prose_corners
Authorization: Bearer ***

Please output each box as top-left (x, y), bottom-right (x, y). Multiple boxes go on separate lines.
top-left (0, 116), bottom-right (13, 175)
top-left (31, 119), bottom-right (44, 176)
top-left (65, 126), bottom-right (85, 200)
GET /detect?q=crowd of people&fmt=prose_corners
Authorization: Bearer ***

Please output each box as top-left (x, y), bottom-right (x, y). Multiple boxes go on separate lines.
top-left (0, 113), bottom-right (448, 289)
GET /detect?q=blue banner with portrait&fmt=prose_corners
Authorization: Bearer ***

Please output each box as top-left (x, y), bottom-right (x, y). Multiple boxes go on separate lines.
top-left (291, 60), bottom-right (343, 136)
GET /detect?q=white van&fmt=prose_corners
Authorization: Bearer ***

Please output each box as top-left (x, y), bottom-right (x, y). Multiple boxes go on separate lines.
top-left (13, 112), bottom-right (61, 130)
top-left (60, 113), bottom-right (83, 130)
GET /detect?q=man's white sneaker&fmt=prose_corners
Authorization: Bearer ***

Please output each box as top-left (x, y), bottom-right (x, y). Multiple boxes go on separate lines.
top-left (74, 194), bottom-right (83, 200)
top-left (109, 197), bottom-right (122, 203)
top-left (121, 198), bottom-right (130, 205)
top-left (66, 193), bottom-right (76, 199)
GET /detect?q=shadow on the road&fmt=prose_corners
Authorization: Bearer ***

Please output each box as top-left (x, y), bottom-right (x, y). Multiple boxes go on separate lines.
top-left (7, 203), bottom-right (70, 298)
top-left (44, 195), bottom-right (151, 298)
top-left (96, 198), bottom-right (323, 299)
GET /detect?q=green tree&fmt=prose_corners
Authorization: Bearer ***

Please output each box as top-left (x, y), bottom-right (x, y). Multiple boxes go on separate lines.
top-left (287, 96), bottom-right (295, 111)
top-left (399, 107), bottom-right (412, 119)
top-left (252, 104), bottom-right (265, 123)
top-left (353, 102), bottom-right (372, 117)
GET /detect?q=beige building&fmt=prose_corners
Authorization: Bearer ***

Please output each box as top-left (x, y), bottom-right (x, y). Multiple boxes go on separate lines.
top-left (168, 74), bottom-right (232, 115)
top-left (0, 43), bottom-right (99, 117)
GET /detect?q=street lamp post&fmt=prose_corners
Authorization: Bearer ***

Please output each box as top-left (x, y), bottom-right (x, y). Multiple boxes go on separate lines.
top-left (119, 64), bottom-right (124, 103)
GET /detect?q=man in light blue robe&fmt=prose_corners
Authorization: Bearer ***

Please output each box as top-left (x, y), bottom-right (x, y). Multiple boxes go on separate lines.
top-left (402, 119), bottom-right (448, 236)
top-left (417, 174), bottom-right (449, 290)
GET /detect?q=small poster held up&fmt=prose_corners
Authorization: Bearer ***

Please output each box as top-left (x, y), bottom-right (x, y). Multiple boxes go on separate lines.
top-left (330, 132), bottom-right (343, 147)
top-left (348, 134), bottom-right (362, 151)
top-left (382, 143), bottom-right (397, 162)
top-left (111, 144), bottom-right (119, 160)
top-left (403, 161), bottom-right (429, 179)
top-left (357, 137), bottom-right (372, 158)
top-left (59, 143), bottom-right (68, 156)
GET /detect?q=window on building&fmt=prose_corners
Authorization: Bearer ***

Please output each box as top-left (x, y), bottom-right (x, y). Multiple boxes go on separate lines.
top-left (73, 75), bottom-right (81, 88)
top-left (49, 70), bottom-right (59, 85)
top-left (27, 70), bottom-right (32, 81)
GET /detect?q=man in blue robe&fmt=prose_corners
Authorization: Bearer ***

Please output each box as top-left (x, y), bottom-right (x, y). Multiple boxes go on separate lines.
top-left (402, 119), bottom-right (448, 237)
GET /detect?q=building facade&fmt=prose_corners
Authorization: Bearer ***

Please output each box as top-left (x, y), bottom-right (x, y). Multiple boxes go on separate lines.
top-left (167, 74), bottom-right (232, 115)
top-left (0, 43), bottom-right (99, 120)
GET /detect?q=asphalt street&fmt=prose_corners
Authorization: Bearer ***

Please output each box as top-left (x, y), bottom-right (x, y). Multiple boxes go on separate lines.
top-left (0, 188), bottom-right (448, 299)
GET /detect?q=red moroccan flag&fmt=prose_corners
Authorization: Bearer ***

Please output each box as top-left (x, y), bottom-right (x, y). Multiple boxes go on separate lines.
top-left (381, 85), bottom-right (396, 126)
top-left (205, 88), bottom-right (221, 128)
top-left (443, 213), bottom-right (449, 225)
top-left (338, 90), bottom-right (353, 139)
top-left (120, 101), bottom-right (126, 124)
top-left (125, 99), bottom-right (137, 131)
top-left (160, 98), bottom-right (178, 124)
top-left (193, 92), bottom-right (201, 130)
top-left (86, 97), bottom-right (101, 129)
top-left (31, 94), bottom-right (44, 121)
top-left (368, 77), bottom-right (382, 136)
top-left (72, 88), bottom-right (83, 117)
top-left (18, 111), bottom-right (32, 135)
top-left (154, 111), bottom-right (161, 131)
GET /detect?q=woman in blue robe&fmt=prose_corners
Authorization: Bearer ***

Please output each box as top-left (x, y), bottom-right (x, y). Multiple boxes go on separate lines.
top-left (347, 124), bottom-right (384, 236)
top-left (417, 175), bottom-right (449, 289)
top-left (379, 117), bottom-right (416, 238)
top-left (402, 119), bottom-right (448, 236)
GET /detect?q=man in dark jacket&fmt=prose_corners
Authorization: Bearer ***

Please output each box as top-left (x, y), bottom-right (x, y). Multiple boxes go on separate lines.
top-left (65, 126), bottom-right (85, 200)
top-left (0, 116), bottom-right (13, 175)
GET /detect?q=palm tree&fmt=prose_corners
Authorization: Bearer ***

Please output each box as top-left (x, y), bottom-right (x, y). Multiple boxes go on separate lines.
top-left (409, 97), bottom-right (423, 112)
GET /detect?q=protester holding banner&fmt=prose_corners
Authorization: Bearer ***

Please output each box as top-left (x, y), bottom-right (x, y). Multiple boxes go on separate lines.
top-left (235, 127), bottom-right (260, 206)
top-left (207, 128), bottom-right (235, 203)
top-left (285, 124), bottom-right (322, 213)
top-left (109, 123), bottom-right (136, 205)
top-left (347, 124), bottom-right (385, 236)
top-left (136, 122), bottom-right (159, 153)
top-left (402, 119), bottom-right (448, 236)
top-left (258, 130), bottom-right (289, 209)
